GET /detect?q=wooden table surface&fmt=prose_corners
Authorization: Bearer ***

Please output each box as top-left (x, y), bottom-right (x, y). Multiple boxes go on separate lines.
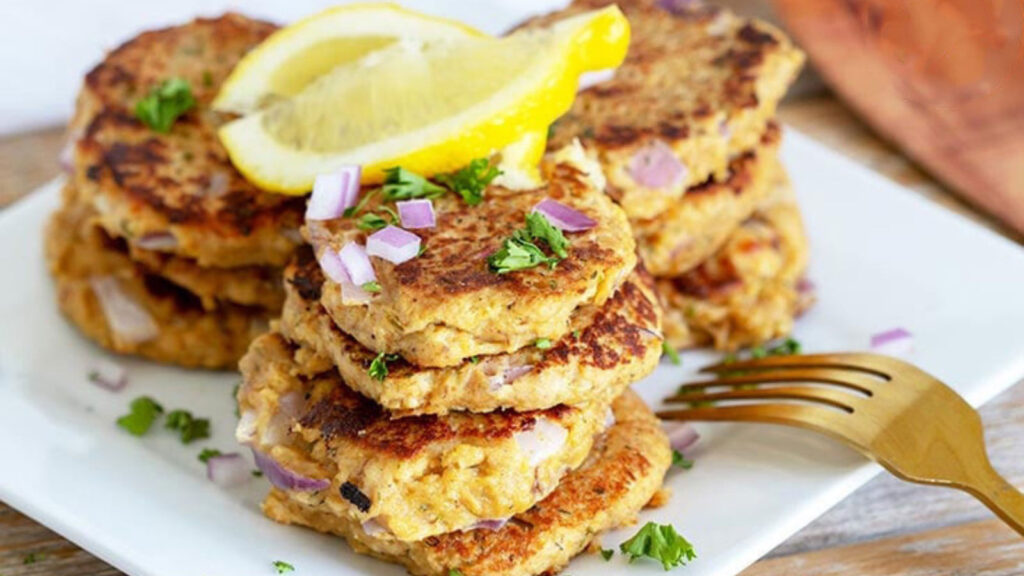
top-left (1, 92), bottom-right (1023, 575)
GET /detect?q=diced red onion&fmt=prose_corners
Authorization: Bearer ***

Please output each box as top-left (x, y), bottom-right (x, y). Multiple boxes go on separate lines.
top-left (471, 518), bottom-right (509, 531)
top-left (397, 199), bottom-right (436, 229)
top-left (658, 0), bottom-right (701, 15)
top-left (366, 226), bottom-right (420, 265)
top-left (339, 242), bottom-right (377, 285)
top-left (207, 453), bottom-right (250, 487)
top-left (628, 140), bottom-right (687, 189)
top-left (305, 165), bottom-right (361, 221)
top-left (317, 248), bottom-right (350, 285)
top-left (203, 170), bottom-right (230, 198)
top-left (361, 518), bottom-right (388, 536)
top-left (236, 410), bottom-right (259, 444)
top-left (577, 68), bottom-right (615, 91)
top-left (89, 276), bottom-right (159, 344)
top-left (87, 359), bottom-right (127, 392)
top-left (665, 422), bottom-right (700, 452)
top-left (305, 221), bottom-right (332, 256)
top-left (604, 407), bottom-right (616, 429)
top-left (252, 449), bottom-right (331, 492)
top-left (870, 328), bottom-right (913, 357)
top-left (489, 364), bottom-right (533, 392)
top-left (134, 231), bottom-right (178, 251)
top-left (532, 199), bottom-right (597, 232)
top-left (515, 418), bottom-right (568, 466)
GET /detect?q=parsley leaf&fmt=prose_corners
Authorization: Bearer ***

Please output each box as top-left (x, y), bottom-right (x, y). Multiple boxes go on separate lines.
top-left (524, 212), bottom-right (569, 259)
top-left (487, 212), bottom-right (569, 274)
top-left (198, 448), bottom-right (222, 463)
top-left (165, 409), bottom-right (210, 444)
top-left (368, 352), bottom-right (401, 382)
top-left (23, 552), bottom-right (42, 565)
top-left (361, 281), bottom-right (382, 293)
top-left (620, 522), bottom-right (697, 570)
top-left (672, 450), bottom-right (694, 470)
top-left (448, 570), bottom-right (464, 576)
top-left (435, 158), bottom-right (502, 206)
top-left (381, 167), bottom-right (446, 201)
top-left (535, 338), bottom-right (553, 350)
top-left (600, 548), bottom-right (614, 561)
top-left (134, 78), bottom-right (195, 133)
top-left (662, 342), bottom-right (681, 365)
top-left (116, 396), bottom-right (164, 436)
top-left (357, 212), bottom-right (390, 231)
top-left (273, 560), bottom-right (295, 574)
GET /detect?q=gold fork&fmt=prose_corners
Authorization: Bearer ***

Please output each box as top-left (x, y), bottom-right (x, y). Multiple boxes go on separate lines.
top-left (657, 352), bottom-right (1024, 536)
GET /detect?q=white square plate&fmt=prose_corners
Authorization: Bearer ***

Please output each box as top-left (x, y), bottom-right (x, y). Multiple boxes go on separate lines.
top-left (3, 128), bottom-right (1024, 575)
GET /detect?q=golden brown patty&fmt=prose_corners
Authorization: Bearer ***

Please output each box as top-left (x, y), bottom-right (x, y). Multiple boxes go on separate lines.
top-left (519, 0), bottom-right (804, 220)
top-left (263, 389), bottom-right (670, 576)
top-left (633, 124), bottom-right (781, 277)
top-left (238, 332), bottom-right (612, 542)
top-left (45, 197), bottom-right (271, 369)
top-left (312, 154), bottom-right (636, 368)
top-left (279, 247), bottom-right (662, 416)
top-left (69, 14), bottom-right (306, 268)
top-left (660, 168), bottom-right (812, 350)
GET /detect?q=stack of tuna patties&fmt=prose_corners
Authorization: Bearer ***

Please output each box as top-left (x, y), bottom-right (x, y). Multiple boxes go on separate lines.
top-left (237, 149), bottom-right (671, 575)
top-left (528, 0), bottom-right (813, 351)
top-left (46, 15), bottom-right (305, 368)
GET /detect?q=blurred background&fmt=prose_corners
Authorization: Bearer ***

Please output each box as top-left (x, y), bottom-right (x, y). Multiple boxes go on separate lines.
top-left (1, 0), bottom-right (1022, 236)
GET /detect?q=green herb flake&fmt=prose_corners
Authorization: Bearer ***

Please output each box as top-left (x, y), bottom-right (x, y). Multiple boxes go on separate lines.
top-left (572, 330), bottom-right (581, 340)
top-left (662, 342), bottom-right (681, 365)
top-left (198, 448), bottom-right (222, 463)
top-left (361, 281), bottom-right (382, 293)
top-left (165, 409), bottom-right (210, 444)
top-left (524, 212), bottom-right (568, 259)
top-left (468, 356), bottom-right (480, 364)
top-left (134, 78), bottom-right (195, 133)
top-left (600, 548), bottom-right (615, 561)
top-left (252, 469), bottom-right (264, 477)
top-left (201, 70), bottom-right (213, 87)
top-left (619, 522), bottom-right (697, 570)
top-left (23, 552), bottom-right (42, 565)
top-left (535, 338), bottom-right (553, 350)
top-left (487, 212), bottom-right (568, 274)
top-left (356, 212), bottom-right (390, 231)
top-left (381, 167), bottom-right (446, 201)
top-left (368, 352), bottom-right (401, 382)
top-left (116, 396), bottom-right (164, 436)
top-left (448, 570), bottom-right (464, 576)
top-left (672, 450), bottom-right (694, 470)
top-left (233, 382), bottom-right (241, 418)
top-left (436, 158), bottom-right (502, 206)
top-left (273, 560), bottom-right (295, 574)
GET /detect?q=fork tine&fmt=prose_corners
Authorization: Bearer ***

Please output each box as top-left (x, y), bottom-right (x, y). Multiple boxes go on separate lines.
top-left (665, 385), bottom-right (858, 412)
top-left (675, 367), bottom-right (880, 395)
top-left (656, 403), bottom-right (847, 433)
top-left (701, 352), bottom-right (892, 379)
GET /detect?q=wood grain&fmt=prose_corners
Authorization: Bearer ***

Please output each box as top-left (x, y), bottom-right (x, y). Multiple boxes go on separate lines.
top-left (2, 95), bottom-right (1024, 575)
top-left (774, 0), bottom-right (1024, 237)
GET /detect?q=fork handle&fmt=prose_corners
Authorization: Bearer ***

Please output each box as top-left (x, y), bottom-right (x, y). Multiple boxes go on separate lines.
top-left (962, 464), bottom-right (1024, 537)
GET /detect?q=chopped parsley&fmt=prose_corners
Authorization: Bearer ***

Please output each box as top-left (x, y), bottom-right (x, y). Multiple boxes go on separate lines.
top-left (448, 570), bottom-right (464, 576)
top-left (468, 356), bottom-right (480, 364)
top-left (134, 78), bottom-right (195, 133)
top-left (233, 382), bottom-right (241, 418)
top-left (381, 166), bottom-right (446, 201)
top-left (600, 548), bottom-right (615, 561)
top-left (620, 522), bottom-right (697, 570)
top-left (435, 158), bottom-right (502, 206)
top-left (662, 342), bottom-right (681, 365)
top-left (572, 330), bottom-right (581, 340)
top-left (272, 560), bottom-right (295, 574)
top-left (368, 352), bottom-right (401, 382)
top-left (198, 448), bottom-right (222, 463)
top-left (164, 409), bottom-right (210, 444)
top-left (672, 450), bottom-right (694, 470)
top-left (356, 212), bottom-right (390, 231)
top-left (23, 552), bottom-right (42, 565)
top-left (361, 281), bottom-right (382, 293)
top-left (116, 396), bottom-right (164, 436)
top-left (535, 338), bottom-right (553, 350)
top-left (487, 212), bottom-right (569, 274)
top-left (252, 469), bottom-right (264, 477)
top-left (201, 70), bottom-right (213, 87)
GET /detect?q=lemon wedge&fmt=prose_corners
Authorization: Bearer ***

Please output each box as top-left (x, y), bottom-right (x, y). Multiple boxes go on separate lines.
top-left (218, 5), bottom-right (630, 194)
top-left (213, 3), bottom-right (482, 114)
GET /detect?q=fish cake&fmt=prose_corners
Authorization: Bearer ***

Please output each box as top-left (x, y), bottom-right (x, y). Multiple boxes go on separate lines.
top-left (69, 14), bottom-right (306, 268)
top-left (279, 246), bottom-right (662, 415)
top-left (45, 197), bottom-right (270, 369)
top-left (312, 150), bottom-right (636, 368)
top-left (237, 332), bottom-right (612, 542)
top-left (660, 168), bottom-right (813, 350)
top-left (520, 0), bottom-right (804, 221)
top-left (262, 389), bottom-right (671, 576)
top-left (633, 124), bottom-right (781, 277)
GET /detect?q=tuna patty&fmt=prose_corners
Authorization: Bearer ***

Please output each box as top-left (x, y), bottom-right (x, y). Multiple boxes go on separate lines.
top-left (263, 389), bottom-right (670, 576)
top-left (660, 168), bottom-right (812, 351)
top-left (279, 246), bottom-right (662, 416)
top-left (69, 14), bottom-right (306, 268)
top-left (238, 332), bottom-right (612, 542)
top-left (45, 196), bottom-right (271, 369)
top-left (520, 0), bottom-right (804, 221)
top-left (633, 124), bottom-right (781, 277)
top-left (311, 151), bottom-right (636, 368)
